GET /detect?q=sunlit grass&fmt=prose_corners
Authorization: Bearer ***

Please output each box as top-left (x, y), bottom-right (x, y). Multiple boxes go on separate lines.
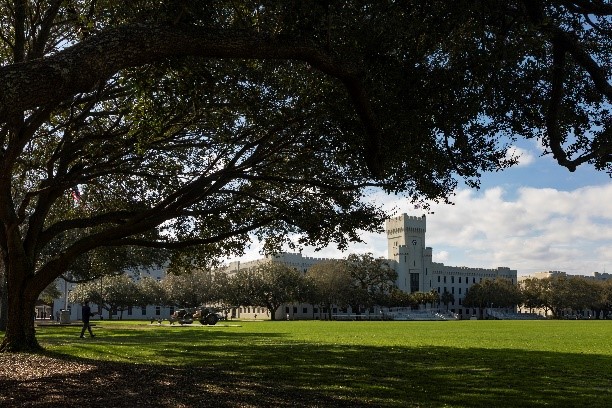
top-left (25, 319), bottom-right (612, 407)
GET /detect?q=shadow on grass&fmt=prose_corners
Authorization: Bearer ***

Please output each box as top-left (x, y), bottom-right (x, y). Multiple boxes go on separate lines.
top-left (3, 326), bottom-right (611, 407)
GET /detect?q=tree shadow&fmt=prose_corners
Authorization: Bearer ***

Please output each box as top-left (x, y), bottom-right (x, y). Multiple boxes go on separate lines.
top-left (2, 327), bottom-right (611, 407)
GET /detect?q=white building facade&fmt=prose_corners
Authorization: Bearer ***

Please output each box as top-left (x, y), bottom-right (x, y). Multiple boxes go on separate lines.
top-left (224, 253), bottom-right (330, 320)
top-left (52, 265), bottom-right (173, 322)
top-left (385, 214), bottom-right (517, 318)
top-left (226, 214), bottom-right (518, 320)
top-left (517, 270), bottom-right (612, 318)
top-left (49, 214), bottom-right (518, 321)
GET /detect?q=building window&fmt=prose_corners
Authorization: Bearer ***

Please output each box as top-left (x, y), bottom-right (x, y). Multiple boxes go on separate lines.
top-left (303, 307), bottom-right (308, 314)
top-left (127, 306), bottom-right (132, 316)
top-left (451, 276), bottom-right (455, 284)
top-left (452, 287), bottom-right (455, 294)
top-left (459, 277), bottom-right (462, 283)
top-left (141, 307), bottom-right (146, 316)
top-left (285, 306), bottom-right (289, 314)
top-left (459, 288), bottom-right (462, 294)
top-left (155, 306), bottom-right (161, 316)
top-left (443, 276), bottom-right (446, 283)
top-left (438, 276), bottom-right (440, 283)
top-left (410, 273), bottom-right (419, 293)
top-left (293, 306), bottom-right (298, 314)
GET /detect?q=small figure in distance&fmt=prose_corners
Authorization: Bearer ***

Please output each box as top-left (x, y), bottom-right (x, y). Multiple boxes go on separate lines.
top-left (80, 301), bottom-right (96, 338)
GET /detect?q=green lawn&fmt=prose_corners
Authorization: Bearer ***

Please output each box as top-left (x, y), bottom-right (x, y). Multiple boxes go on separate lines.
top-left (28, 319), bottom-right (612, 407)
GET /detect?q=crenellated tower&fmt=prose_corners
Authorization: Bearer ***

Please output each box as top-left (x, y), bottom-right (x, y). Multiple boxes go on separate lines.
top-left (385, 214), bottom-right (427, 292)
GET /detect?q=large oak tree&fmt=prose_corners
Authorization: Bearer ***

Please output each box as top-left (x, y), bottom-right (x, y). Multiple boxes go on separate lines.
top-left (1, 1), bottom-right (610, 351)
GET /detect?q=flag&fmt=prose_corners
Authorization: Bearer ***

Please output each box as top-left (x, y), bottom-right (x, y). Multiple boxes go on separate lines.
top-left (71, 187), bottom-right (81, 202)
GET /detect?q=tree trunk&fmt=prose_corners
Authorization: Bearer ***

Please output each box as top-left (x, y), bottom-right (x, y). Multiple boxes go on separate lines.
top-left (0, 253), bottom-right (43, 352)
top-left (0, 259), bottom-right (7, 332)
top-left (268, 306), bottom-right (276, 321)
top-left (0, 284), bottom-right (40, 352)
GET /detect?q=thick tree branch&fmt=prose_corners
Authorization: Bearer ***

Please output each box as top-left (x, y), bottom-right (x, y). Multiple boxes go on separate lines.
top-left (28, 0), bottom-right (63, 60)
top-left (523, 0), bottom-right (612, 171)
top-left (553, 0), bottom-right (612, 15)
top-left (0, 23), bottom-right (383, 176)
top-left (103, 218), bottom-right (274, 250)
top-left (547, 36), bottom-right (573, 170)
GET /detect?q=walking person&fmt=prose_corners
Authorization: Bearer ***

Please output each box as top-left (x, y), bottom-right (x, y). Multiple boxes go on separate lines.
top-left (80, 301), bottom-right (96, 338)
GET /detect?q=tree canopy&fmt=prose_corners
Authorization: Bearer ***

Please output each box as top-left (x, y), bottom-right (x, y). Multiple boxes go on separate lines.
top-left (226, 262), bottom-right (307, 320)
top-left (1, 1), bottom-right (611, 351)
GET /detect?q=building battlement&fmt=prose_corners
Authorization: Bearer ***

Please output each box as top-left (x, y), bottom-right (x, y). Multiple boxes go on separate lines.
top-left (385, 214), bottom-right (426, 231)
top-left (387, 213), bottom-right (426, 222)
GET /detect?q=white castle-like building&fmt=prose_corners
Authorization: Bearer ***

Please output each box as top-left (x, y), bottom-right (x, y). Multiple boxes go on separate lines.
top-left (49, 214), bottom-right (518, 322)
top-left (385, 214), bottom-right (516, 295)
top-left (226, 213), bottom-right (517, 320)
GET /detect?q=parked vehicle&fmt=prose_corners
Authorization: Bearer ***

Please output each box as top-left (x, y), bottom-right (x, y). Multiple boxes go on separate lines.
top-left (169, 307), bottom-right (221, 325)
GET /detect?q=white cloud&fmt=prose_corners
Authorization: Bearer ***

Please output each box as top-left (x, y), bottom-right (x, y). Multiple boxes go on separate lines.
top-left (506, 145), bottom-right (536, 167)
top-left (413, 184), bottom-right (612, 275)
top-left (230, 183), bottom-right (612, 277)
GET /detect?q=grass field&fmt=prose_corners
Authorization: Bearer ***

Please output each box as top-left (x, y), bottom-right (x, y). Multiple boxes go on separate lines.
top-left (20, 320), bottom-right (612, 407)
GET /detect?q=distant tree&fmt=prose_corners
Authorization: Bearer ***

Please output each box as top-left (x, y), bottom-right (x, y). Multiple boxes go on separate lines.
top-left (565, 277), bottom-right (601, 317)
top-left (409, 291), bottom-right (428, 309)
top-left (464, 278), bottom-right (520, 315)
top-left (102, 275), bottom-right (139, 319)
top-left (520, 278), bottom-right (548, 314)
top-left (70, 274), bottom-right (140, 319)
top-left (297, 273), bottom-right (320, 319)
top-left (541, 275), bottom-right (574, 318)
top-left (257, 262), bottom-right (307, 320)
top-left (209, 271), bottom-right (234, 318)
top-left (307, 260), bottom-right (353, 320)
top-left (38, 280), bottom-right (62, 306)
top-left (68, 282), bottom-right (98, 308)
top-left (440, 290), bottom-right (455, 311)
top-left (346, 253), bottom-right (398, 314)
top-left (228, 262), bottom-right (305, 320)
top-left (601, 280), bottom-right (612, 319)
top-left (489, 278), bottom-right (523, 309)
top-left (463, 283), bottom-right (488, 318)
top-left (426, 290), bottom-right (441, 309)
top-left (162, 269), bottom-right (219, 309)
top-left (521, 275), bottom-right (611, 319)
top-left (135, 277), bottom-right (168, 310)
top-left (388, 289), bottom-right (415, 309)
top-left (586, 280), bottom-right (606, 319)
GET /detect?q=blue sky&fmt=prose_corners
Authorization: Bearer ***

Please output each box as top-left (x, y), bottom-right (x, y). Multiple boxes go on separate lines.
top-left (233, 139), bottom-right (611, 277)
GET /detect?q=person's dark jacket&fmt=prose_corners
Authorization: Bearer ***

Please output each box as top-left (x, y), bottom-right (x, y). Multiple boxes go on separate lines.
top-left (82, 305), bottom-right (94, 323)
